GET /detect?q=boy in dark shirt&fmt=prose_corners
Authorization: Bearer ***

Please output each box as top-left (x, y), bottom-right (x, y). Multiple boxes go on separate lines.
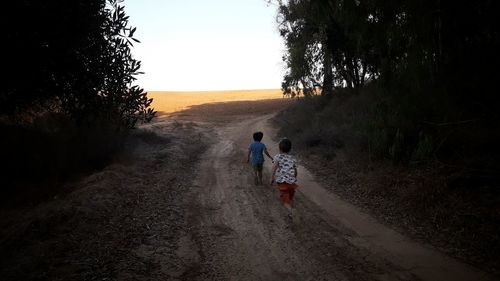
top-left (247, 131), bottom-right (273, 185)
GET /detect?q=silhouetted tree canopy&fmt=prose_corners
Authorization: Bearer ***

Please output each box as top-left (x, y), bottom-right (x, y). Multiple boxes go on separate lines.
top-left (274, 0), bottom-right (500, 164)
top-left (1, 0), bottom-right (154, 128)
top-left (276, 0), bottom-right (500, 100)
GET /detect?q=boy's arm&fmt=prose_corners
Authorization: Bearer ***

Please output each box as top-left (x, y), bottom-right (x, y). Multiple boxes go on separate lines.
top-left (264, 148), bottom-right (273, 160)
top-left (270, 162), bottom-right (278, 184)
top-left (246, 149), bottom-right (251, 163)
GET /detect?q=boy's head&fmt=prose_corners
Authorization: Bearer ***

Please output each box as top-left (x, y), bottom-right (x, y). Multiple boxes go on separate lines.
top-left (279, 138), bottom-right (292, 153)
top-left (253, 131), bottom-right (264, 142)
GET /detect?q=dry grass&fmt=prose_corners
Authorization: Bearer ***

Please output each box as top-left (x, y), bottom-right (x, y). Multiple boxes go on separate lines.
top-left (148, 89), bottom-right (283, 114)
top-left (273, 94), bottom-right (500, 277)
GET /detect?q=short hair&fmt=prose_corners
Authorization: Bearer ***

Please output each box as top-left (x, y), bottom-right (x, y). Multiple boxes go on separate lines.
top-left (253, 131), bottom-right (264, 141)
top-left (279, 138), bottom-right (292, 153)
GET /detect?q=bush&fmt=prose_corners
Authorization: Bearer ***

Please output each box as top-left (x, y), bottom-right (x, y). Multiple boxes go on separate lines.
top-left (0, 114), bottom-right (126, 206)
top-left (0, 0), bottom-right (156, 204)
top-left (1, 0), bottom-right (155, 127)
top-left (278, 83), bottom-right (500, 171)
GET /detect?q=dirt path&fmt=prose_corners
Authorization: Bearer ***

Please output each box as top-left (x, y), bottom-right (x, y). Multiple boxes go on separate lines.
top-left (0, 99), bottom-right (494, 281)
top-left (178, 111), bottom-right (494, 281)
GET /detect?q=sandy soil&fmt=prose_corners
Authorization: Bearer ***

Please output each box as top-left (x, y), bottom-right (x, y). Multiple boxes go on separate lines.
top-left (174, 101), bottom-right (493, 281)
top-left (0, 98), bottom-right (494, 280)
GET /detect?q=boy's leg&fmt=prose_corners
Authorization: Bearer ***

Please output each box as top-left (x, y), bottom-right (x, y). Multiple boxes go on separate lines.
top-left (257, 170), bottom-right (263, 185)
top-left (284, 201), bottom-right (293, 222)
top-left (278, 183), bottom-right (294, 221)
top-left (284, 202), bottom-right (292, 212)
top-left (286, 186), bottom-right (294, 213)
top-left (255, 163), bottom-right (263, 185)
top-left (252, 163), bottom-right (259, 185)
top-left (289, 187), bottom-right (296, 202)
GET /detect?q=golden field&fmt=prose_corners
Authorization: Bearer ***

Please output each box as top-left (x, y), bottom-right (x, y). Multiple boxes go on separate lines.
top-left (147, 89), bottom-right (283, 114)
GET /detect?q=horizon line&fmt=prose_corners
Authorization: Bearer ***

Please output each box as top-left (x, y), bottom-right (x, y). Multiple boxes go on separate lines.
top-left (144, 88), bottom-right (283, 93)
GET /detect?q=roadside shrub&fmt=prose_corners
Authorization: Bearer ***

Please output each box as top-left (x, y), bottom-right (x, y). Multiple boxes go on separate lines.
top-left (0, 0), bottom-right (156, 205)
top-left (412, 132), bottom-right (434, 162)
top-left (276, 85), bottom-right (442, 165)
top-left (278, 83), bottom-right (500, 172)
top-left (0, 114), bottom-right (127, 206)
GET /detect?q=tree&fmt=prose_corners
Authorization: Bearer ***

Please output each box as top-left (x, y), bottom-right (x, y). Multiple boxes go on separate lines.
top-left (1, 0), bottom-right (155, 128)
top-left (272, 0), bottom-right (500, 163)
top-left (276, 0), bottom-right (378, 96)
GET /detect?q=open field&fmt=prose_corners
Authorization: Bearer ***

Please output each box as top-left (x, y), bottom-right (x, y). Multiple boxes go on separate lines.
top-left (147, 89), bottom-right (283, 114)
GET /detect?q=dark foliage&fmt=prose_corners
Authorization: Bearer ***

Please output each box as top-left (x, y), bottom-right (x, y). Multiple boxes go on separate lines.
top-left (0, 0), bottom-right (155, 200)
top-left (274, 0), bottom-right (500, 166)
top-left (1, 0), bottom-right (155, 127)
top-left (274, 92), bottom-right (500, 276)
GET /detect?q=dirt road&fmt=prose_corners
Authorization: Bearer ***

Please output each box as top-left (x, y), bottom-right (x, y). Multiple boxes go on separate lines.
top-left (173, 104), bottom-right (493, 280)
top-left (0, 99), bottom-right (494, 281)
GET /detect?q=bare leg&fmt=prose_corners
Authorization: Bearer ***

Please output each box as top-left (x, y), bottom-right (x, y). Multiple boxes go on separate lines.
top-left (284, 202), bottom-right (293, 221)
top-left (257, 170), bottom-right (263, 185)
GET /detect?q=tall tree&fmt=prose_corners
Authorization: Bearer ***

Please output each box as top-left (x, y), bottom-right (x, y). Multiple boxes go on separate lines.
top-left (276, 0), bottom-right (378, 96)
top-left (1, 0), bottom-right (155, 128)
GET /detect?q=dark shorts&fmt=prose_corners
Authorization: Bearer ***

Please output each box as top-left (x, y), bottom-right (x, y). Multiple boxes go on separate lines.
top-left (252, 162), bottom-right (263, 171)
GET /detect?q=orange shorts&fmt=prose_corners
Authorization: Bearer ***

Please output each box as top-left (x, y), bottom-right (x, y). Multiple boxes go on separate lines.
top-left (277, 182), bottom-right (298, 204)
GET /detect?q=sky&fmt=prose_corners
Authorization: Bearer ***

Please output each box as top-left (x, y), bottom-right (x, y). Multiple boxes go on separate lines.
top-left (123, 0), bottom-right (286, 91)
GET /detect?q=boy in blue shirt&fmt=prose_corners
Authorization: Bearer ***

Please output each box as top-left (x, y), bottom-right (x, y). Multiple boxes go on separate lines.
top-left (247, 131), bottom-right (273, 185)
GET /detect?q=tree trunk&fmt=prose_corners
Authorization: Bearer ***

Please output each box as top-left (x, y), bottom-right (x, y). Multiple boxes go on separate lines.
top-left (322, 41), bottom-right (334, 96)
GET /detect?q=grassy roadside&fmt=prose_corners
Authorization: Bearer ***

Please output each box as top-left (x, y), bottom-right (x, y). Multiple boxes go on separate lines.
top-left (273, 91), bottom-right (500, 277)
top-left (0, 116), bottom-right (210, 280)
top-left (0, 114), bottom-right (130, 208)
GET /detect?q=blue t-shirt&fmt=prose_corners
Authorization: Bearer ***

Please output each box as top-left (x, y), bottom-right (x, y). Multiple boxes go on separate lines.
top-left (248, 142), bottom-right (266, 165)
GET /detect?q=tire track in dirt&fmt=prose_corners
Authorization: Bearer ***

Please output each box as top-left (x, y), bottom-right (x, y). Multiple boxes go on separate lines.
top-left (2, 99), bottom-right (491, 281)
top-left (181, 114), bottom-right (421, 281)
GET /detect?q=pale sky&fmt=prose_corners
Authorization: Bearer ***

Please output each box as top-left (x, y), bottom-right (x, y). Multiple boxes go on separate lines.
top-left (124, 0), bottom-right (285, 91)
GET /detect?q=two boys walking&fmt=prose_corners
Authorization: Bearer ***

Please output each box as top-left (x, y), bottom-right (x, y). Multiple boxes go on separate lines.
top-left (247, 132), bottom-right (298, 220)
